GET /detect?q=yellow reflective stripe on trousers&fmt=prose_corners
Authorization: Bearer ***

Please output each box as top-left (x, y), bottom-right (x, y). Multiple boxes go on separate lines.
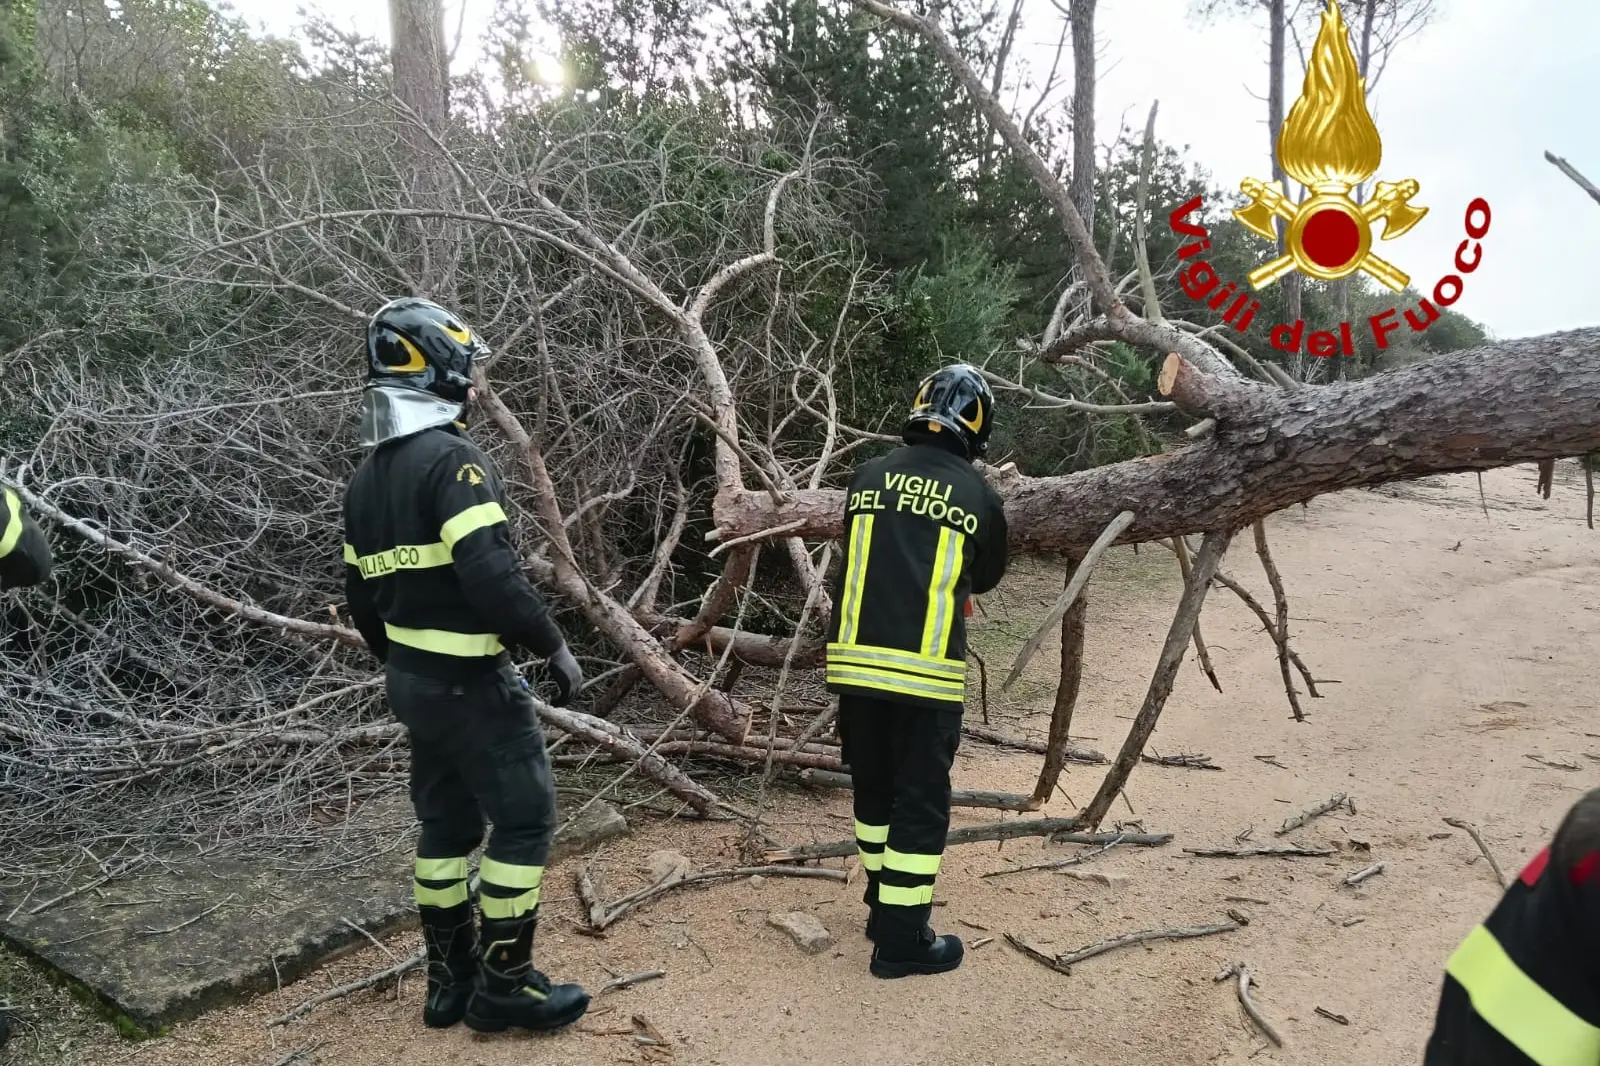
top-left (440, 501), bottom-right (507, 550)
top-left (878, 883), bottom-right (934, 906)
top-left (479, 888), bottom-right (540, 919)
top-left (824, 664), bottom-right (964, 702)
top-left (854, 821), bottom-right (889, 845)
top-left (415, 856), bottom-right (469, 882)
top-left (836, 514), bottom-right (875, 644)
top-left (414, 881), bottom-right (470, 908)
top-left (480, 857), bottom-right (545, 890)
top-left (0, 488), bottom-right (22, 559)
top-left (920, 527), bottom-right (964, 658)
top-left (857, 848), bottom-right (884, 872)
top-left (347, 541), bottom-right (452, 578)
top-left (384, 623), bottom-right (505, 657)
top-left (826, 643), bottom-right (965, 681)
top-left (1446, 923), bottom-right (1600, 1066)
top-left (884, 848), bottom-right (942, 877)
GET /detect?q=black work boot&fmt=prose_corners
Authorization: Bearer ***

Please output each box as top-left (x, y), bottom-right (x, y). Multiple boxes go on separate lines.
top-left (870, 922), bottom-right (964, 979)
top-left (419, 902), bottom-right (478, 1028)
top-left (464, 909), bottom-right (590, 1033)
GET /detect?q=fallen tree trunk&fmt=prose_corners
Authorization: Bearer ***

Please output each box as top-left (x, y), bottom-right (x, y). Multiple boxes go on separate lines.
top-left (713, 328), bottom-right (1600, 552)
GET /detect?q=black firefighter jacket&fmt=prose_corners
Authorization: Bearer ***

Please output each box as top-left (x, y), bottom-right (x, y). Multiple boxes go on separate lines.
top-left (824, 440), bottom-right (1008, 710)
top-left (342, 424), bottom-right (564, 679)
top-left (0, 487), bottom-right (52, 589)
top-left (1425, 787), bottom-right (1600, 1066)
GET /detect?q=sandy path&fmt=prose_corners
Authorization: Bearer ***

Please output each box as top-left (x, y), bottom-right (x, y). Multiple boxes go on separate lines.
top-left (59, 463), bottom-right (1599, 1066)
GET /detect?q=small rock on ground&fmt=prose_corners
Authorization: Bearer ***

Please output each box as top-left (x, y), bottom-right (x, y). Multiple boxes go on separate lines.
top-left (643, 849), bottom-right (695, 884)
top-left (767, 911), bottom-right (832, 955)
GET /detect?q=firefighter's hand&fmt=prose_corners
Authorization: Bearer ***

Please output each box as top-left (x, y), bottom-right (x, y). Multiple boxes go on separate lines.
top-left (547, 644), bottom-right (583, 707)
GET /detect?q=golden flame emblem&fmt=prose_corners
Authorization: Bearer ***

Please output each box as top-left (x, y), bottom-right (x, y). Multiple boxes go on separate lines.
top-left (1234, 0), bottom-right (1427, 292)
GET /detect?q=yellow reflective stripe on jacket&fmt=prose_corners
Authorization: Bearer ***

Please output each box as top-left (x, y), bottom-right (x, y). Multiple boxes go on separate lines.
top-left (824, 663), bottom-right (964, 702)
top-left (878, 883), bottom-right (934, 906)
top-left (836, 514), bottom-right (875, 644)
top-left (0, 488), bottom-right (22, 559)
top-left (884, 848), bottom-right (942, 877)
top-left (1446, 923), bottom-right (1600, 1066)
top-left (346, 541), bottom-right (452, 579)
top-left (826, 643), bottom-right (965, 681)
top-left (440, 501), bottom-right (507, 550)
top-left (920, 527), bottom-right (964, 658)
top-left (384, 623), bottom-right (505, 657)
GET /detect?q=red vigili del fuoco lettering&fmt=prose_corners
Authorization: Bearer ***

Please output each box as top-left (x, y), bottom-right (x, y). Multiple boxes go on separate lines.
top-left (1164, 0), bottom-right (1490, 359)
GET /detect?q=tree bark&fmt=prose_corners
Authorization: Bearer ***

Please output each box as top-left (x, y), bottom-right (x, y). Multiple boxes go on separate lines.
top-left (1068, 0), bottom-right (1097, 236)
top-left (713, 328), bottom-right (1600, 553)
top-left (1030, 551), bottom-right (1089, 806)
top-left (387, 0), bottom-right (453, 295)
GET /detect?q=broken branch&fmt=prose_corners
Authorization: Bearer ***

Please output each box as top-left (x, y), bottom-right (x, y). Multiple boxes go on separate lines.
top-left (764, 819), bottom-right (1172, 864)
top-left (1276, 793), bottom-right (1351, 836)
top-left (1444, 817), bottom-right (1507, 889)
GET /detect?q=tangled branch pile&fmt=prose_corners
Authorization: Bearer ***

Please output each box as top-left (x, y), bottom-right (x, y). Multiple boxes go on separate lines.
top-left (1, 0), bottom-right (1595, 883)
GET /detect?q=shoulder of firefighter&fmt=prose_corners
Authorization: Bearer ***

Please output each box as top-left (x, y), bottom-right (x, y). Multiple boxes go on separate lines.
top-left (0, 486), bottom-right (53, 590)
top-left (824, 444), bottom-right (1008, 710)
top-left (341, 427), bottom-right (565, 675)
top-left (1424, 786), bottom-right (1600, 1065)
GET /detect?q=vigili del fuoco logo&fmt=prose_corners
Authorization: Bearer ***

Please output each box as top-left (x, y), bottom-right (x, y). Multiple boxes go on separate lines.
top-left (1166, 0), bottom-right (1491, 359)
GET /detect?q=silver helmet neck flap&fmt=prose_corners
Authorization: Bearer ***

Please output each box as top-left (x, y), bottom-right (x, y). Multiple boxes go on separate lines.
top-left (358, 384), bottom-right (463, 448)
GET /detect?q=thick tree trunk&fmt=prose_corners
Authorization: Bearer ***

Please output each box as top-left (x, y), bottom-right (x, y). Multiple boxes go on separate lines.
top-left (713, 328), bottom-right (1600, 553)
top-left (1068, 0), bottom-right (1096, 234)
top-left (387, 0), bottom-right (453, 295)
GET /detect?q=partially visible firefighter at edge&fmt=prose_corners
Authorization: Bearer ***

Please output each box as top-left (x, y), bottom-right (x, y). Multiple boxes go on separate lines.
top-left (340, 297), bottom-right (590, 1035)
top-left (1425, 787), bottom-right (1600, 1065)
top-left (0, 483), bottom-right (52, 591)
top-left (824, 362), bottom-right (1009, 978)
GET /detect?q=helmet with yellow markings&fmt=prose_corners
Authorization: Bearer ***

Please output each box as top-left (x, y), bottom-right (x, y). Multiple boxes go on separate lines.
top-left (366, 297), bottom-right (489, 404)
top-left (903, 363), bottom-right (995, 459)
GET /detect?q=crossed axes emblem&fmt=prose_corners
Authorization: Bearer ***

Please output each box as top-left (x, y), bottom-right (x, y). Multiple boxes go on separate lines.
top-left (1234, 177), bottom-right (1428, 292)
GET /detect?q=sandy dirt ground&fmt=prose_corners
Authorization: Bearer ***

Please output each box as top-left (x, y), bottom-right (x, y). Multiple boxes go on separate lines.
top-left (16, 463), bottom-right (1599, 1066)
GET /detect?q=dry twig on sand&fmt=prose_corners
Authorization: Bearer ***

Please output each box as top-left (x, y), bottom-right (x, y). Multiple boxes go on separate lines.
top-left (1215, 963), bottom-right (1284, 1047)
top-left (1275, 793), bottom-right (1352, 836)
top-left (1444, 817), bottom-right (1507, 888)
top-left (765, 819), bottom-right (1171, 863)
top-left (267, 950), bottom-right (425, 1027)
top-left (1185, 845), bottom-right (1335, 859)
top-left (1343, 862), bottom-right (1385, 886)
top-left (1008, 920), bottom-right (1239, 976)
top-left (982, 833), bottom-right (1127, 879)
top-left (578, 865), bottom-right (845, 930)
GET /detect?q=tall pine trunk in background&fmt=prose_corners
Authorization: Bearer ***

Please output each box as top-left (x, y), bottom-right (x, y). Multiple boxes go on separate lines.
top-left (1266, 0), bottom-right (1304, 379)
top-left (1069, 0), bottom-right (1095, 317)
top-left (388, 0), bottom-right (454, 299)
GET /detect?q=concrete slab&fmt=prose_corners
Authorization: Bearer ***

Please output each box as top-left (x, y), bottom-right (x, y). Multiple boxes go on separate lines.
top-left (0, 796), bottom-right (628, 1034)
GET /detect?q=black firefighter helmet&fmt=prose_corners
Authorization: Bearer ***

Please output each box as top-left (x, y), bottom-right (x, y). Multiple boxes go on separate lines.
top-left (366, 297), bottom-right (490, 404)
top-left (903, 363), bottom-right (995, 459)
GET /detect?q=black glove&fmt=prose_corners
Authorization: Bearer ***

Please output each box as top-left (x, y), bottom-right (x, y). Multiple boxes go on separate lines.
top-left (547, 644), bottom-right (583, 707)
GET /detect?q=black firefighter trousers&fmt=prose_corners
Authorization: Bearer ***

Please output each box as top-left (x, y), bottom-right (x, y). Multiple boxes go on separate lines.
top-left (837, 694), bottom-right (962, 947)
top-left (387, 662), bottom-right (556, 927)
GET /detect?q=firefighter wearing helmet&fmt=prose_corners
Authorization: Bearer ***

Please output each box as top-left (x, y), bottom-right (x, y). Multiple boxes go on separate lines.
top-left (340, 297), bottom-right (588, 1033)
top-left (825, 363), bottom-right (1009, 978)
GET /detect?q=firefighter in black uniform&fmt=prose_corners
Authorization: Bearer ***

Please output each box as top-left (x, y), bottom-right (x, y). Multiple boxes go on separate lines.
top-left (342, 297), bottom-right (589, 1034)
top-left (3, 489), bottom-right (52, 1048)
top-left (1425, 787), bottom-right (1600, 1065)
top-left (1, 485), bottom-right (53, 590)
top-left (826, 363), bottom-right (1008, 978)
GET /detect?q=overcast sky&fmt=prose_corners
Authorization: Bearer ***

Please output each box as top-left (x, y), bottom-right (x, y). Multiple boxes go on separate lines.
top-left (229, 0), bottom-right (1598, 341)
